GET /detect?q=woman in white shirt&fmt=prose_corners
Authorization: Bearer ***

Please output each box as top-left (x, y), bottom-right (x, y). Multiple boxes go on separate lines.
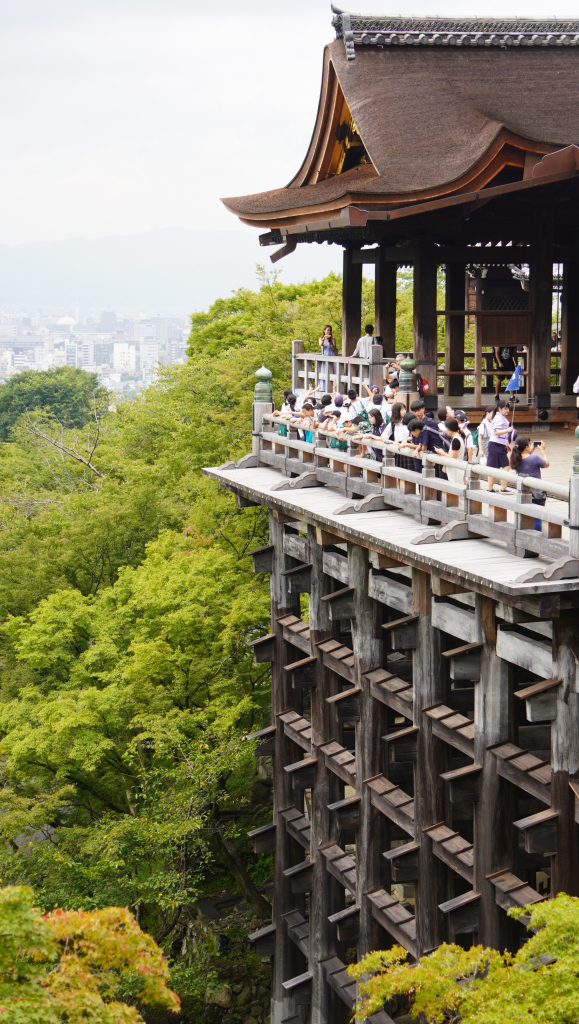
top-left (486, 400), bottom-right (514, 493)
top-left (384, 402), bottom-right (411, 468)
top-left (435, 418), bottom-right (465, 486)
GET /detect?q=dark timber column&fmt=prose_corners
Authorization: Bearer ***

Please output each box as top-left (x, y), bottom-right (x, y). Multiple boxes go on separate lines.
top-left (269, 513), bottom-right (301, 1024)
top-left (308, 525), bottom-right (344, 1024)
top-left (560, 261), bottom-right (579, 395)
top-left (342, 248), bottom-right (363, 357)
top-left (551, 616), bottom-right (579, 897)
top-left (349, 542), bottom-right (382, 957)
top-left (413, 569), bottom-right (444, 955)
top-left (413, 244), bottom-right (438, 398)
top-left (445, 263), bottom-right (466, 398)
top-left (474, 598), bottom-right (516, 949)
top-left (376, 247), bottom-right (397, 358)
top-left (528, 211), bottom-right (554, 401)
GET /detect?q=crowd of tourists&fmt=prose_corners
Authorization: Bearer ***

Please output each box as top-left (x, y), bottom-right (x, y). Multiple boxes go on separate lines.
top-left (272, 346), bottom-right (549, 529)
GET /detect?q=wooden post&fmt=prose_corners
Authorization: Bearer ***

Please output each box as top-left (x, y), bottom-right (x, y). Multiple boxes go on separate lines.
top-left (551, 615), bottom-right (579, 897)
top-left (292, 338), bottom-right (305, 395)
top-left (413, 244), bottom-right (438, 398)
top-left (349, 542), bottom-right (383, 957)
top-left (412, 569), bottom-right (445, 955)
top-left (570, 477), bottom-right (579, 559)
top-left (474, 274), bottom-right (483, 408)
top-left (445, 263), bottom-right (465, 398)
top-left (307, 525), bottom-right (346, 1024)
top-left (342, 248), bottom-right (363, 357)
top-left (474, 598), bottom-right (516, 949)
top-left (529, 212), bottom-right (554, 401)
top-left (270, 513), bottom-right (301, 1024)
top-left (560, 261), bottom-right (579, 395)
top-left (376, 249), bottom-right (396, 358)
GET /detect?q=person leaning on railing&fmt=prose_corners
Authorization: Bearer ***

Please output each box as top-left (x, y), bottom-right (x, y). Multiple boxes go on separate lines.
top-left (510, 436), bottom-right (549, 532)
top-left (435, 418), bottom-right (466, 487)
top-left (397, 417), bottom-right (425, 473)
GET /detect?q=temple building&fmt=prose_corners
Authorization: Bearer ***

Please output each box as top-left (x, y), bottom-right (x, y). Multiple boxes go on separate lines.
top-left (209, 11), bottom-right (579, 1024)
top-left (223, 7), bottom-right (579, 422)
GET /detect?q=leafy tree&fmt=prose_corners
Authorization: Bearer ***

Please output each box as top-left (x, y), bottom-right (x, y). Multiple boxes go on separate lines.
top-left (0, 367), bottom-right (108, 440)
top-left (0, 884), bottom-right (179, 1022)
top-left (187, 267), bottom-right (376, 358)
top-left (349, 893), bottom-right (579, 1024)
top-left (0, 529), bottom-right (272, 932)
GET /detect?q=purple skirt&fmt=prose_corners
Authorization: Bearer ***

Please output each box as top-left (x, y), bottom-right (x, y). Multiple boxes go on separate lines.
top-left (487, 440), bottom-right (509, 469)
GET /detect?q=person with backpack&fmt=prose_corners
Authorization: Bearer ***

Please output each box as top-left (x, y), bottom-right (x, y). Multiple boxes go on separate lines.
top-left (476, 407), bottom-right (495, 463)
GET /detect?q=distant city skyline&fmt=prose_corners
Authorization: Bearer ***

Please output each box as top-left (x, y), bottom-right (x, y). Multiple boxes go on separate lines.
top-left (0, 307), bottom-right (190, 394)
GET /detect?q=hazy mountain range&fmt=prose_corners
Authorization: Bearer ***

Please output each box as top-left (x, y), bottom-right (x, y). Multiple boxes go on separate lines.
top-left (0, 227), bottom-right (344, 313)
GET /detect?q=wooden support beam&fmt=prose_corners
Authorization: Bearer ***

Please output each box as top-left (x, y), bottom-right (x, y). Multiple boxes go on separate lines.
top-left (445, 263), bottom-right (466, 398)
top-left (281, 562), bottom-right (313, 594)
top-left (412, 568), bottom-right (445, 955)
top-left (282, 864), bottom-right (313, 897)
top-left (248, 921), bottom-right (276, 956)
top-left (350, 541), bottom-right (383, 957)
top-left (560, 260), bottom-right (579, 395)
top-left (550, 618), bottom-right (579, 896)
top-left (375, 248), bottom-right (397, 357)
top-left (247, 633), bottom-right (275, 663)
top-left (321, 586), bottom-right (356, 621)
top-left (528, 210), bottom-right (554, 400)
top-left (327, 904), bottom-right (360, 943)
top-left (327, 795), bottom-right (361, 831)
top-left (342, 248), bottom-right (363, 357)
top-left (439, 891), bottom-right (481, 935)
top-left (514, 677), bottom-right (562, 722)
top-left (248, 821), bottom-right (277, 853)
top-left (268, 512), bottom-right (301, 1024)
top-left (305, 523), bottom-right (345, 1024)
top-left (413, 243), bottom-right (438, 398)
top-left (248, 544), bottom-right (275, 573)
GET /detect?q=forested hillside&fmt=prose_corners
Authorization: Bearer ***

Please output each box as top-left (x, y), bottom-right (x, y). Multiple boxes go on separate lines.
top-left (0, 268), bottom-right (418, 1020)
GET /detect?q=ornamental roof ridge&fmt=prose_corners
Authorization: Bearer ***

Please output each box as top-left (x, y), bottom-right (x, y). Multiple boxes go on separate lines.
top-left (330, 6), bottom-right (579, 58)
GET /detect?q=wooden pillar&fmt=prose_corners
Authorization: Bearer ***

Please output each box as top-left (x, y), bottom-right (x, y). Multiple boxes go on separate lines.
top-left (560, 261), bottom-right (579, 395)
top-left (474, 274), bottom-right (483, 407)
top-left (349, 542), bottom-right (383, 957)
top-left (474, 598), bottom-right (516, 949)
top-left (551, 615), bottom-right (579, 897)
top-left (445, 263), bottom-right (466, 398)
top-left (269, 514), bottom-right (301, 1024)
top-left (376, 249), bottom-right (396, 358)
top-left (528, 212), bottom-right (554, 401)
top-left (413, 244), bottom-right (438, 398)
top-left (412, 569), bottom-right (445, 955)
top-left (307, 526), bottom-right (345, 1024)
top-left (342, 248), bottom-right (363, 357)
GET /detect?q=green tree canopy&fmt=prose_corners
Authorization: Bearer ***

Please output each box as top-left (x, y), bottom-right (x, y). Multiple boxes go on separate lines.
top-left (350, 893), bottom-right (579, 1024)
top-left (0, 366), bottom-right (108, 440)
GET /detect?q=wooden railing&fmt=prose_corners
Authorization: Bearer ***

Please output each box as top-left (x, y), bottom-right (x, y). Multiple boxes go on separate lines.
top-left (256, 413), bottom-right (574, 561)
top-left (291, 340), bottom-right (386, 394)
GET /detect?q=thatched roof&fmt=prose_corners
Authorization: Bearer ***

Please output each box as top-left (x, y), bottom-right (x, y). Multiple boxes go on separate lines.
top-left (223, 12), bottom-right (579, 227)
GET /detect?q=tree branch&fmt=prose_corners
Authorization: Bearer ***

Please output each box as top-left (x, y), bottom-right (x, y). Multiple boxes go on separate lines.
top-left (154, 905), bottom-right (182, 945)
top-left (209, 829), bottom-right (271, 921)
top-left (22, 412), bottom-right (104, 479)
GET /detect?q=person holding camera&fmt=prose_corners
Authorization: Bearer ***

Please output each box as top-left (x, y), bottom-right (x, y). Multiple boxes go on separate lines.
top-left (509, 436), bottom-right (549, 531)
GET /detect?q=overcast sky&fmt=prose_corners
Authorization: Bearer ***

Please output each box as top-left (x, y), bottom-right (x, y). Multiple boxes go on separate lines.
top-left (0, 0), bottom-right (576, 248)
